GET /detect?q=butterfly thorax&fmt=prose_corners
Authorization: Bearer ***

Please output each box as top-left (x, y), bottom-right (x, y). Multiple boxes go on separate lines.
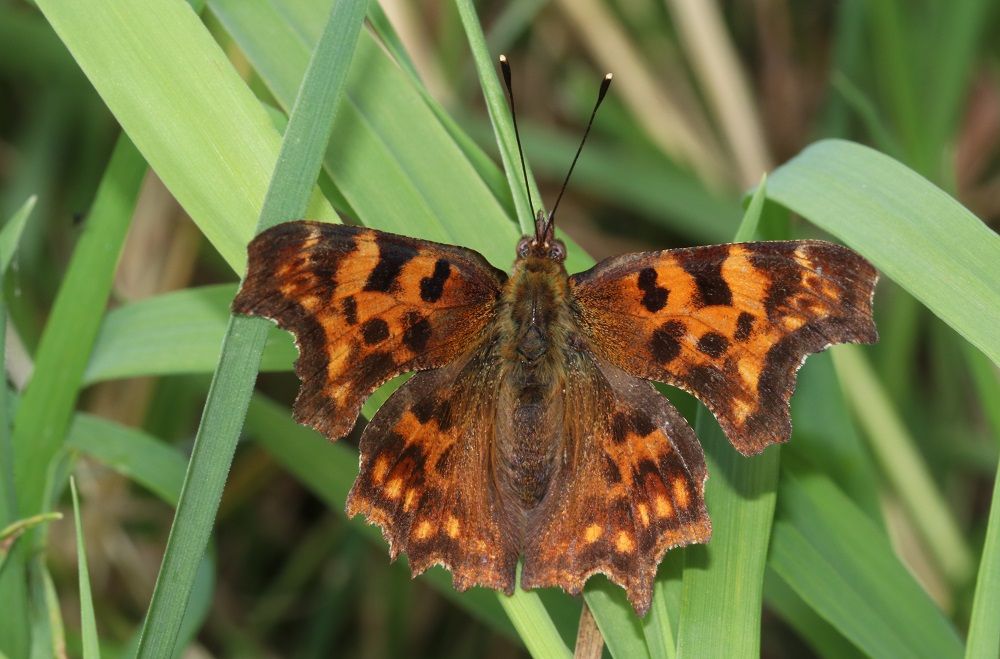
top-left (494, 256), bottom-right (576, 513)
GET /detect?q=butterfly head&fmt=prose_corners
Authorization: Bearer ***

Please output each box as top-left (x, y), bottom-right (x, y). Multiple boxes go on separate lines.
top-left (516, 209), bottom-right (566, 262)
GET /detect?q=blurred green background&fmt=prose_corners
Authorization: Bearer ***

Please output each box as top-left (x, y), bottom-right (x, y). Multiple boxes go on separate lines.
top-left (0, 0), bottom-right (998, 657)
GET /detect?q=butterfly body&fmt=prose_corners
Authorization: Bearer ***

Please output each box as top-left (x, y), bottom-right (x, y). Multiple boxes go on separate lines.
top-left (496, 254), bottom-right (574, 510)
top-left (233, 218), bottom-right (878, 614)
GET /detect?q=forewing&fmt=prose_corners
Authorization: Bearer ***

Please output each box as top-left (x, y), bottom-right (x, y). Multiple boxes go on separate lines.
top-left (346, 338), bottom-right (519, 593)
top-left (521, 356), bottom-right (710, 615)
top-left (570, 241), bottom-right (878, 455)
top-left (233, 221), bottom-right (506, 440)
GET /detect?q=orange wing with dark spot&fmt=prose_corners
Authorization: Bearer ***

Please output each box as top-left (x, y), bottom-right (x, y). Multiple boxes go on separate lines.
top-left (346, 338), bottom-right (519, 592)
top-left (521, 357), bottom-right (710, 614)
top-left (233, 221), bottom-right (506, 440)
top-left (569, 240), bottom-right (878, 455)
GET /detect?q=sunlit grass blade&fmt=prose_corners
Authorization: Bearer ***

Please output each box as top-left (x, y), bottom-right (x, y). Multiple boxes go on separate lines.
top-left (69, 478), bottom-right (99, 659)
top-left (767, 139), bottom-right (1000, 366)
top-left (134, 1), bottom-right (368, 655)
top-left (35, 0), bottom-right (335, 274)
top-left (675, 178), bottom-right (775, 659)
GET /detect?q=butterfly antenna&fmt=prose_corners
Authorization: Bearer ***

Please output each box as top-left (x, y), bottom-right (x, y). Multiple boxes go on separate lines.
top-left (499, 54), bottom-right (535, 219)
top-left (547, 72), bottom-right (613, 230)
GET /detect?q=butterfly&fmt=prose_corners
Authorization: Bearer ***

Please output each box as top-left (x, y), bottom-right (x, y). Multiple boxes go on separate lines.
top-left (232, 60), bottom-right (878, 615)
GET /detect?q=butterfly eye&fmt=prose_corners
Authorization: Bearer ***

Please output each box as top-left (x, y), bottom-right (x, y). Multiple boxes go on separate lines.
top-left (517, 238), bottom-right (531, 258)
top-left (549, 241), bottom-right (566, 261)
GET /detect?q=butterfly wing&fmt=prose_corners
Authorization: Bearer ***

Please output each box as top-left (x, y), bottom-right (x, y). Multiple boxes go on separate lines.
top-left (233, 221), bottom-right (507, 440)
top-left (521, 355), bottom-right (710, 614)
top-left (569, 240), bottom-right (878, 455)
top-left (346, 336), bottom-right (519, 592)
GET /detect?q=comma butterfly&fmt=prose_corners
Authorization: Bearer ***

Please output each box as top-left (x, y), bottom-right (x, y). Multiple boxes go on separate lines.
top-left (232, 58), bottom-right (878, 614)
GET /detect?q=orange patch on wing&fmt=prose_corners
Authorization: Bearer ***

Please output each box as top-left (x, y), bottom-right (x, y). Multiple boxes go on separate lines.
top-left (655, 494), bottom-right (673, 518)
top-left (637, 503), bottom-right (650, 527)
top-left (446, 515), bottom-right (461, 538)
top-left (672, 478), bottom-right (690, 509)
top-left (584, 524), bottom-right (603, 543)
top-left (615, 531), bottom-right (635, 553)
top-left (385, 477), bottom-right (403, 500)
top-left (403, 488), bottom-right (418, 512)
top-left (415, 520), bottom-right (434, 540)
top-left (372, 455), bottom-right (390, 484)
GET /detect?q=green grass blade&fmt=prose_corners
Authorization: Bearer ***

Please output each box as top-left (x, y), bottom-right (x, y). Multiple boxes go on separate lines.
top-left (764, 570), bottom-right (864, 658)
top-left (832, 347), bottom-right (972, 585)
top-left (28, 560), bottom-right (66, 659)
top-left (771, 459), bottom-right (964, 658)
top-left (498, 567), bottom-right (572, 659)
top-left (867, 0), bottom-right (921, 169)
top-left (84, 285), bottom-right (295, 385)
top-left (733, 174), bottom-right (767, 242)
top-left (0, 195), bottom-right (34, 274)
top-left (766, 139), bottom-right (1000, 366)
top-left (135, 2), bottom-right (368, 655)
top-left (210, 0), bottom-right (525, 268)
top-left (966, 465), bottom-right (1000, 658)
top-left (35, 0), bottom-right (335, 274)
top-left (66, 413), bottom-right (213, 658)
top-left (923, 0), bottom-right (993, 165)
top-left (0, 513), bottom-right (62, 578)
top-left (676, 420), bottom-right (778, 659)
top-left (66, 414), bottom-right (187, 507)
top-left (0, 139), bottom-right (142, 656)
top-left (583, 580), bottom-right (650, 659)
top-left (460, 118), bottom-right (738, 244)
top-left (642, 556), bottom-right (682, 659)
top-left (70, 478), bottom-right (99, 659)
top-left (0, 195), bottom-right (37, 658)
top-left (963, 339), bottom-right (1000, 654)
top-left (10, 137), bottom-right (143, 519)
top-left (456, 0), bottom-right (540, 235)
top-left (675, 178), bottom-right (776, 659)
top-left (0, 194), bottom-right (35, 519)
